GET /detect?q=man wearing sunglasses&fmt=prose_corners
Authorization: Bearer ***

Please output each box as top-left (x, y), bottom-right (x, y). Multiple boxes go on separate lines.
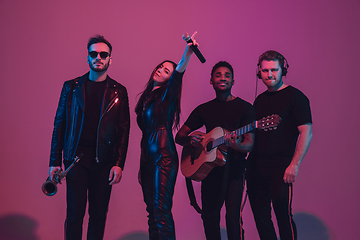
top-left (48, 35), bottom-right (130, 240)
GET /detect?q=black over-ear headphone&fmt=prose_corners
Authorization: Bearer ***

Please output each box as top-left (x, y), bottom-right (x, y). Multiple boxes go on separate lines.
top-left (256, 51), bottom-right (289, 79)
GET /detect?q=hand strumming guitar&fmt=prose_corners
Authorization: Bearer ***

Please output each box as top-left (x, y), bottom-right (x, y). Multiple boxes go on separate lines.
top-left (190, 133), bottom-right (205, 147)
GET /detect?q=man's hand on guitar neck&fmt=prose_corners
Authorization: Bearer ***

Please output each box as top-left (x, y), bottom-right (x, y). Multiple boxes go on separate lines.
top-left (224, 131), bottom-right (255, 153)
top-left (224, 131), bottom-right (242, 148)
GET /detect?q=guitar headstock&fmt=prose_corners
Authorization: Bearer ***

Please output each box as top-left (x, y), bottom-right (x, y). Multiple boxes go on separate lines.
top-left (257, 114), bottom-right (281, 131)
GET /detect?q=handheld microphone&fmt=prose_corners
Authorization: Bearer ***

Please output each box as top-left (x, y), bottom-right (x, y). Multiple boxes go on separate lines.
top-left (182, 33), bottom-right (206, 63)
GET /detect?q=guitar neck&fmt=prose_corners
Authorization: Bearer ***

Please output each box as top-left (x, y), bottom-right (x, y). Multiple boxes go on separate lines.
top-left (213, 121), bottom-right (257, 148)
top-left (234, 121), bottom-right (256, 136)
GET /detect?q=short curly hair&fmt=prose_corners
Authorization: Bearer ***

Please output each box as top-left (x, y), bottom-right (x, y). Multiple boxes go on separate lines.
top-left (211, 61), bottom-right (234, 78)
top-left (87, 35), bottom-right (112, 55)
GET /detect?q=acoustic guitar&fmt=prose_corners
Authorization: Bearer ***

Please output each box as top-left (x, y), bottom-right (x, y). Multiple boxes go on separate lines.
top-left (181, 114), bottom-right (281, 181)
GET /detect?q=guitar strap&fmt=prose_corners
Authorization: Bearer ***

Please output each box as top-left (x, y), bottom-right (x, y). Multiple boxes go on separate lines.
top-left (185, 148), bottom-right (230, 216)
top-left (185, 177), bottom-right (202, 214)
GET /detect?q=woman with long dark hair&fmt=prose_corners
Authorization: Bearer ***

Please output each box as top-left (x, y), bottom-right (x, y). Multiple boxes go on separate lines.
top-left (135, 33), bottom-right (198, 240)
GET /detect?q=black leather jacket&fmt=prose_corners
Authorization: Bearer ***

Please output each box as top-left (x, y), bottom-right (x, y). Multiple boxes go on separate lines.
top-left (49, 72), bottom-right (130, 169)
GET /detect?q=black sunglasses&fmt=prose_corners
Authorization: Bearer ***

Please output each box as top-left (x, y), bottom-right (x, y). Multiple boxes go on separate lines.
top-left (88, 51), bottom-right (110, 60)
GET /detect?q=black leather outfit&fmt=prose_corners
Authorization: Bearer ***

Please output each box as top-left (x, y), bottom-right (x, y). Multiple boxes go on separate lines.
top-left (49, 72), bottom-right (130, 239)
top-left (137, 71), bottom-right (184, 240)
top-left (50, 72), bottom-right (130, 168)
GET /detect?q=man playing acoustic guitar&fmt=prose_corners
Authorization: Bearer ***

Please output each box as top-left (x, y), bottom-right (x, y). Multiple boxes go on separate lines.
top-left (175, 61), bottom-right (255, 240)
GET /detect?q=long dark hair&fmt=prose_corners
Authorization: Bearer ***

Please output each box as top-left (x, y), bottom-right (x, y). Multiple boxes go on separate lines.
top-left (135, 60), bottom-right (182, 129)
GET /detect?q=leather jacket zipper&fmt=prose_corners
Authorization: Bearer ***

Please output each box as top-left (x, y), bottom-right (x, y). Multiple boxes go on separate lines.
top-left (67, 89), bottom-right (77, 159)
top-left (95, 95), bottom-right (119, 163)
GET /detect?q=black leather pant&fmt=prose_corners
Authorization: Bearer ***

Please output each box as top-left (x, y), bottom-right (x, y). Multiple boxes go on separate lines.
top-left (140, 129), bottom-right (178, 240)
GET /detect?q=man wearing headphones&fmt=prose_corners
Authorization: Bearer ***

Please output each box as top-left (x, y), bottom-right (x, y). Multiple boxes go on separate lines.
top-left (247, 50), bottom-right (313, 240)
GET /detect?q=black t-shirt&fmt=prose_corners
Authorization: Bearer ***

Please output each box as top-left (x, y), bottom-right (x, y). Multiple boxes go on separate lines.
top-left (184, 97), bottom-right (255, 173)
top-left (78, 78), bottom-right (107, 149)
top-left (248, 85), bottom-right (312, 175)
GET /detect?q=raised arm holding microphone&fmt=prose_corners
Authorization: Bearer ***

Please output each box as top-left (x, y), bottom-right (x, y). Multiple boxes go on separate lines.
top-left (135, 32), bottom-right (199, 240)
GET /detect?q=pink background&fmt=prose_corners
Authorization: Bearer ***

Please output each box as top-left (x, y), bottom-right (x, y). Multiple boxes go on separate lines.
top-left (1, 0), bottom-right (359, 239)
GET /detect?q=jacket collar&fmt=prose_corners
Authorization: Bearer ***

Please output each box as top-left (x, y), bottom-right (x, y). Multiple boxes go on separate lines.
top-left (101, 76), bottom-right (119, 116)
top-left (72, 73), bottom-right (88, 110)
top-left (73, 72), bottom-right (119, 115)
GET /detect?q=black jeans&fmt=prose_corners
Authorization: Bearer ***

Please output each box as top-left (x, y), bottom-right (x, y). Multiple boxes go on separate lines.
top-left (201, 166), bottom-right (245, 240)
top-left (247, 175), bottom-right (297, 240)
top-left (64, 159), bottom-right (113, 240)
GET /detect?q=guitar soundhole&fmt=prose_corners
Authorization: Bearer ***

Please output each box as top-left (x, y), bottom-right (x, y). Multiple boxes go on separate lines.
top-left (206, 141), bottom-right (213, 152)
